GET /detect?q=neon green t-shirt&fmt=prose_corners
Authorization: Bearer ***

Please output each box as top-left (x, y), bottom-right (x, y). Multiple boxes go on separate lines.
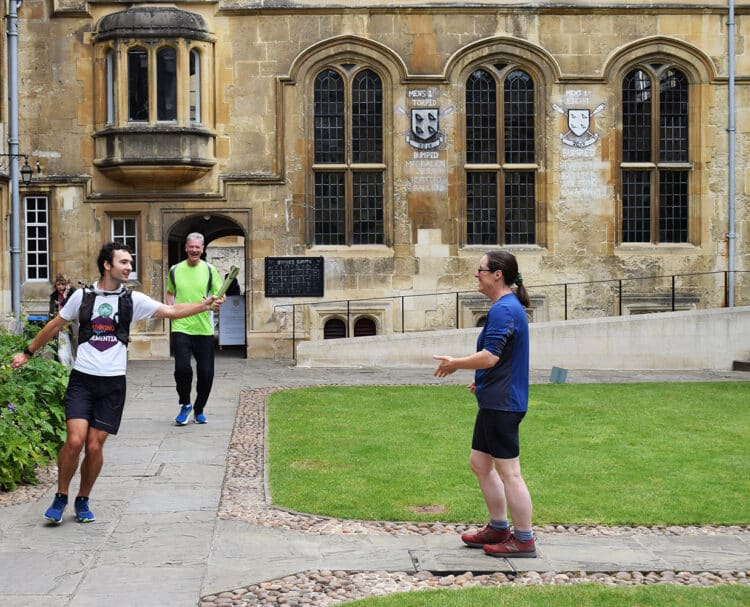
top-left (167, 260), bottom-right (221, 335)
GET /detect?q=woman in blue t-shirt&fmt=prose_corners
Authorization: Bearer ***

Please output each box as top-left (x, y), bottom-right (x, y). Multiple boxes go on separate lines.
top-left (434, 250), bottom-right (536, 558)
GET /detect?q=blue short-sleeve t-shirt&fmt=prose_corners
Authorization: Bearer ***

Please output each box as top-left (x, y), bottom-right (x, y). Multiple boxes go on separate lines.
top-left (474, 292), bottom-right (529, 412)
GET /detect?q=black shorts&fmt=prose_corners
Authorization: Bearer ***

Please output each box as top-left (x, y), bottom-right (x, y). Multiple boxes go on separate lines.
top-left (471, 408), bottom-right (526, 459)
top-left (65, 370), bottom-right (127, 435)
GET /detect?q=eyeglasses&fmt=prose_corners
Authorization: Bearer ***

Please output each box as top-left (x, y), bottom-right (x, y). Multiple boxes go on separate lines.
top-left (477, 267), bottom-right (494, 273)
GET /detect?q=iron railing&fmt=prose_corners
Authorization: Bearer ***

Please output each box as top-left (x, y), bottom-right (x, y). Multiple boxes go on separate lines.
top-left (273, 270), bottom-right (749, 361)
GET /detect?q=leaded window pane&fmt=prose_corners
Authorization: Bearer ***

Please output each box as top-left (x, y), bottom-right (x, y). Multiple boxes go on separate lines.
top-left (352, 70), bottom-right (382, 164)
top-left (466, 70), bottom-right (496, 164)
top-left (157, 47), bottom-right (177, 121)
top-left (659, 69), bottom-right (688, 163)
top-left (659, 171), bottom-right (688, 243)
top-left (622, 170), bottom-right (651, 243)
top-left (106, 50), bottom-right (115, 124)
top-left (622, 69), bottom-right (652, 162)
top-left (504, 70), bottom-right (534, 164)
top-left (314, 172), bottom-right (345, 245)
top-left (467, 172), bottom-right (497, 245)
top-left (314, 70), bottom-right (345, 164)
top-left (352, 172), bottom-right (384, 244)
top-left (189, 49), bottom-right (201, 123)
top-left (128, 48), bottom-right (148, 121)
top-left (505, 172), bottom-right (535, 245)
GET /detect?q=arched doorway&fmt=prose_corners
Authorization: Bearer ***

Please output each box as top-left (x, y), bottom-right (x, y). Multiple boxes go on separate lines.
top-left (165, 214), bottom-right (248, 356)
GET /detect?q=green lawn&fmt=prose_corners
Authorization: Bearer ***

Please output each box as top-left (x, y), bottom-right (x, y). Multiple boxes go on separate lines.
top-left (345, 584), bottom-right (750, 607)
top-left (268, 382), bottom-right (750, 525)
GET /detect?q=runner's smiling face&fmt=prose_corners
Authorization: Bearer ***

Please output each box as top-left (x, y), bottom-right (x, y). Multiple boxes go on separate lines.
top-left (105, 249), bottom-right (132, 285)
top-left (185, 238), bottom-right (204, 265)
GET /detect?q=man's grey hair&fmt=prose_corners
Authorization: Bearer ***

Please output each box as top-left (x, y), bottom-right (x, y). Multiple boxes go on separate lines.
top-left (186, 232), bottom-right (205, 245)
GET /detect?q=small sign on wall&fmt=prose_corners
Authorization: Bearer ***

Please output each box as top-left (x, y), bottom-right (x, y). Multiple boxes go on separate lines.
top-left (264, 256), bottom-right (324, 298)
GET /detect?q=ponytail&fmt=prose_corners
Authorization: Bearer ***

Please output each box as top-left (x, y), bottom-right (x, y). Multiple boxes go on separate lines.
top-left (485, 250), bottom-right (530, 308)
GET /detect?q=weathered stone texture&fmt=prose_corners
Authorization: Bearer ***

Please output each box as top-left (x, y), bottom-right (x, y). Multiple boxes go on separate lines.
top-left (0, 2), bottom-right (746, 355)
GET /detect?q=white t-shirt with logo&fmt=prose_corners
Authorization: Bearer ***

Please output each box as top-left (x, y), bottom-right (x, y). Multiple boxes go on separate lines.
top-left (60, 283), bottom-right (161, 377)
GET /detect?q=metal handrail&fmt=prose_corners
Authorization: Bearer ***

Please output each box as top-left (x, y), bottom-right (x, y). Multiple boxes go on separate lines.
top-left (273, 270), bottom-right (749, 361)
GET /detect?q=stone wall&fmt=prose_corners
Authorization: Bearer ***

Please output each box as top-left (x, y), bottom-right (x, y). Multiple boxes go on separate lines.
top-left (0, 2), bottom-right (747, 359)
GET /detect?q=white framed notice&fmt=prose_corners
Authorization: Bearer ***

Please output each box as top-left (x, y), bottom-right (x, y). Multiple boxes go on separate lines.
top-left (218, 296), bottom-right (246, 346)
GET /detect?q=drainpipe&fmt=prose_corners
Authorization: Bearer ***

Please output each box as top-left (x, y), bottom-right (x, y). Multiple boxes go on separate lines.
top-left (728, 0), bottom-right (736, 306)
top-left (7, 0), bottom-right (22, 324)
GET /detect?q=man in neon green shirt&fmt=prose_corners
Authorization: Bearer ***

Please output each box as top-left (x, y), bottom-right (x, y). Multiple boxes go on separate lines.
top-left (167, 232), bottom-right (223, 425)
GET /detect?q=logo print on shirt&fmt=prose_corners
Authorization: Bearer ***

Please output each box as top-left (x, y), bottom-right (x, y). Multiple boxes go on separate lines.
top-left (89, 302), bottom-right (118, 352)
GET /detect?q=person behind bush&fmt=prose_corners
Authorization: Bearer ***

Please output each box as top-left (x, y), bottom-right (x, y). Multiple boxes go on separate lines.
top-left (11, 241), bottom-right (225, 525)
top-left (48, 273), bottom-right (77, 366)
top-left (433, 250), bottom-right (536, 558)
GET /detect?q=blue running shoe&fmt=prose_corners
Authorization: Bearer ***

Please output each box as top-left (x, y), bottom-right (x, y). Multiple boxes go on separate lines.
top-left (44, 493), bottom-right (68, 524)
top-left (194, 413), bottom-right (207, 424)
top-left (74, 496), bottom-right (95, 523)
top-left (175, 404), bottom-right (192, 425)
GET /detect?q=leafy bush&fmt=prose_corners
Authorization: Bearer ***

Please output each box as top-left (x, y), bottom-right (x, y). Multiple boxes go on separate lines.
top-left (0, 326), bottom-right (68, 491)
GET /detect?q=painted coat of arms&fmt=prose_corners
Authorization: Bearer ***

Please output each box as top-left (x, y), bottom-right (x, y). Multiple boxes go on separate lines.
top-left (406, 108), bottom-right (445, 150)
top-left (553, 102), bottom-right (605, 148)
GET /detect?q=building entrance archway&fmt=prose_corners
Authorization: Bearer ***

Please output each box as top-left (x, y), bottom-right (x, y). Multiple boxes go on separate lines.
top-left (164, 213), bottom-right (249, 355)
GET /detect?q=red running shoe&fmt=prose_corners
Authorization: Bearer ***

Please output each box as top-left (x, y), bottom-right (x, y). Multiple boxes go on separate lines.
top-left (483, 534), bottom-right (537, 558)
top-left (460, 524), bottom-right (511, 548)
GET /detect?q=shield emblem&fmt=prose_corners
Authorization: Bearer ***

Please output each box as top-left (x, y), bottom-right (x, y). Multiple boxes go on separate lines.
top-left (411, 109), bottom-right (439, 142)
top-left (568, 109), bottom-right (590, 137)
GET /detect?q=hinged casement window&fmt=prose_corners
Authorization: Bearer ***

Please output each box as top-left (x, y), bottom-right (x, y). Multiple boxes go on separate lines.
top-left (24, 196), bottom-right (49, 281)
top-left (111, 216), bottom-right (139, 280)
top-left (464, 66), bottom-right (537, 246)
top-left (620, 66), bottom-right (690, 244)
top-left (312, 66), bottom-right (385, 246)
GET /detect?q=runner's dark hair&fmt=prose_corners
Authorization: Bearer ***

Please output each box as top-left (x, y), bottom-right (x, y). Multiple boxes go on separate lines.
top-left (485, 250), bottom-right (530, 308)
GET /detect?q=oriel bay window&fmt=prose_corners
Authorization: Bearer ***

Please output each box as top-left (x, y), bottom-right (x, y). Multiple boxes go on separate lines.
top-left (93, 6), bottom-right (215, 186)
top-left (465, 66), bottom-right (537, 246)
top-left (313, 67), bottom-right (385, 246)
top-left (621, 66), bottom-right (690, 244)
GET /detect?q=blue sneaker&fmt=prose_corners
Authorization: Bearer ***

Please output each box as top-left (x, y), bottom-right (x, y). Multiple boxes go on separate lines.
top-left (194, 413), bottom-right (207, 424)
top-left (74, 496), bottom-right (96, 523)
top-left (175, 404), bottom-right (192, 425)
top-left (44, 493), bottom-right (68, 524)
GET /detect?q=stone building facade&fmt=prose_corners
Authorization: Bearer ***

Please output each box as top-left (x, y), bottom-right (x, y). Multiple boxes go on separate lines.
top-left (0, 1), bottom-right (747, 359)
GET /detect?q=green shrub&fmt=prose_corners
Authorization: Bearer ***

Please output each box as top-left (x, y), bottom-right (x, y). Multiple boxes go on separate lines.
top-left (0, 326), bottom-right (68, 491)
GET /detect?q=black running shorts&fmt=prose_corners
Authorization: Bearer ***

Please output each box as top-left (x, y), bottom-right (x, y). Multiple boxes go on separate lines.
top-left (65, 370), bottom-right (127, 435)
top-left (471, 408), bottom-right (526, 459)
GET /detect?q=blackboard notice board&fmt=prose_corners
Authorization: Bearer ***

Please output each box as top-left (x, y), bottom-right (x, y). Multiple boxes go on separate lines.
top-left (264, 256), bottom-right (324, 298)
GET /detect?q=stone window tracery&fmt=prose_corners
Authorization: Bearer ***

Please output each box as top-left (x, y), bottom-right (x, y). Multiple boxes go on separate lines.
top-left (312, 66), bottom-right (385, 246)
top-left (620, 65), bottom-right (690, 244)
top-left (464, 66), bottom-right (537, 246)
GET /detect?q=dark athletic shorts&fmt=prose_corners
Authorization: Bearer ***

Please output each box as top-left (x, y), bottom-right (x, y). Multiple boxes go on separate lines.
top-left (65, 369), bottom-right (127, 435)
top-left (471, 408), bottom-right (526, 459)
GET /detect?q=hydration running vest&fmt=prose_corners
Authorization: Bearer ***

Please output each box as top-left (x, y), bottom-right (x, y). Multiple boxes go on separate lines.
top-left (77, 288), bottom-right (133, 347)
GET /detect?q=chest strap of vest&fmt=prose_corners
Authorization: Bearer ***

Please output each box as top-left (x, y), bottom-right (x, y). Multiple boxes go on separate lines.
top-left (78, 288), bottom-right (133, 347)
